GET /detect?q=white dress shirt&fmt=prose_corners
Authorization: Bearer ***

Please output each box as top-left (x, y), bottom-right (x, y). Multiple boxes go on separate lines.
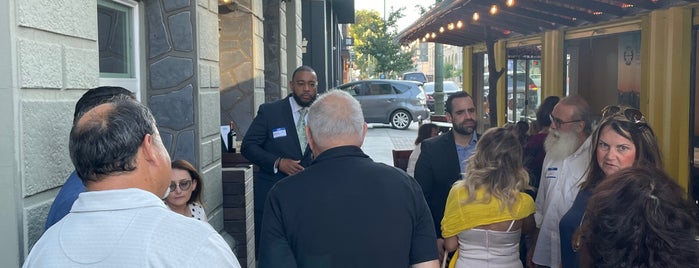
top-left (532, 136), bottom-right (591, 268)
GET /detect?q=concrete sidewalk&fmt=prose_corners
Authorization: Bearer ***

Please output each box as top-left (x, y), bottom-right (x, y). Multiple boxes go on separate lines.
top-left (361, 122), bottom-right (418, 166)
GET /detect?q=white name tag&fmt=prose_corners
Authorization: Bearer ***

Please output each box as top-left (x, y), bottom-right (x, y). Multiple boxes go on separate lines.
top-left (272, 128), bottom-right (287, 139)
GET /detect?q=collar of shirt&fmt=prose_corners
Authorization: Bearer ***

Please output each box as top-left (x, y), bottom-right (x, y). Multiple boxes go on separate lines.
top-left (455, 133), bottom-right (479, 172)
top-left (71, 188), bottom-right (167, 213)
top-left (289, 97), bottom-right (305, 125)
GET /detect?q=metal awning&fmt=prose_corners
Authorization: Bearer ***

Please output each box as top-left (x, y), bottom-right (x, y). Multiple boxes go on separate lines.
top-left (397, 0), bottom-right (696, 47)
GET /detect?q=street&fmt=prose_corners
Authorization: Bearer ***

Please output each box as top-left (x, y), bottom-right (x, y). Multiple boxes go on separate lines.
top-left (361, 122), bottom-right (419, 166)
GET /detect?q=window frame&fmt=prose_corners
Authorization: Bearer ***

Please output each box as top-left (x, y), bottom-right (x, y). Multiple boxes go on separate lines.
top-left (98, 0), bottom-right (141, 99)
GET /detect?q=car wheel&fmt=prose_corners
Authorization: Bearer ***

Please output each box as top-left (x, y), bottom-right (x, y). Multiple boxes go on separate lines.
top-left (390, 110), bottom-right (412, 130)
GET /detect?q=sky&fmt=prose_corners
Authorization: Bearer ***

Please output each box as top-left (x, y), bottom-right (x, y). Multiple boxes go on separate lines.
top-left (354, 0), bottom-right (427, 32)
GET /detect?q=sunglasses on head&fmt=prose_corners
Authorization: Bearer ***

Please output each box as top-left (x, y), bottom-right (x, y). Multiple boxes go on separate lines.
top-left (601, 105), bottom-right (646, 124)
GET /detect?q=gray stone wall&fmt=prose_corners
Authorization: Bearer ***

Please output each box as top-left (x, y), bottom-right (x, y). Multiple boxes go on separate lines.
top-left (12, 0), bottom-right (101, 258)
top-left (219, 0), bottom-right (265, 138)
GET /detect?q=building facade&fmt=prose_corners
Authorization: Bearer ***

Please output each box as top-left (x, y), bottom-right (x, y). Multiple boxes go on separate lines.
top-left (0, 0), bottom-right (352, 266)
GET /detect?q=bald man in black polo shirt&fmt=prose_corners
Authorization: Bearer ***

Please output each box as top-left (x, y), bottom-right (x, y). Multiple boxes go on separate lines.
top-left (258, 90), bottom-right (439, 268)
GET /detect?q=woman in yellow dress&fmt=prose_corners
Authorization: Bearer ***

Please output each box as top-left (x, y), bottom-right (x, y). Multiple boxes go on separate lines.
top-left (442, 127), bottom-right (536, 268)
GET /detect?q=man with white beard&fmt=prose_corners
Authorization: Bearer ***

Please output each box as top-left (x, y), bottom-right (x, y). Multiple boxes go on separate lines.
top-left (528, 95), bottom-right (592, 268)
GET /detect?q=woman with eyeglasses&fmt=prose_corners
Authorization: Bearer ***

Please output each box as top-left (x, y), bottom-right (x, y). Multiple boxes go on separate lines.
top-left (165, 159), bottom-right (208, 222)
top-left (558, 105), bottom-right (663, 268)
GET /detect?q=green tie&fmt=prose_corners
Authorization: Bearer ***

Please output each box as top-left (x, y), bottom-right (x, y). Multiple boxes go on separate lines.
top-left (297, 108), bottom-right (307, 151)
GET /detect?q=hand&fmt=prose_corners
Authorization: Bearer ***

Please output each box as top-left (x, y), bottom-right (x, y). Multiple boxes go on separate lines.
top-left (526, 243), bottom-right (536, 268)
top-left (436, 238), bottom-right (446, 265)
top-left (278, 158), bottom-right (304, 175)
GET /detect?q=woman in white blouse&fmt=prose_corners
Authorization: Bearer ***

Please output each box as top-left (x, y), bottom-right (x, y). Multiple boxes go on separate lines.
top-left (406, 123), bottom-right (439, 177)
top-left (165, 159), bottom-right (208, 222)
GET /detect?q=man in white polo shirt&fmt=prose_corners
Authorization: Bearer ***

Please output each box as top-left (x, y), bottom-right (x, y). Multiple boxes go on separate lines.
top-left (24, 97), bottom-right (240, 267)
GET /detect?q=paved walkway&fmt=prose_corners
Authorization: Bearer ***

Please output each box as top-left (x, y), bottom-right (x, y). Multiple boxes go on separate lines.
top-left (361, 122), bottom-right (418, 166)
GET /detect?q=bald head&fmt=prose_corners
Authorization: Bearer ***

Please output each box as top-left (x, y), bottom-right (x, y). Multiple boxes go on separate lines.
top-left (70, 97), bottom-right (159, 184)
top-left (306, 90), bottom-right (367, 155)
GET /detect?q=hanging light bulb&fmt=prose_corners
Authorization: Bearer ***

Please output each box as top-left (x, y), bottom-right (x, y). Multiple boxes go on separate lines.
top-left (422, 37), bottom-right (426, 42)
top-left (473, 12), bottom-right (479, 21)
top-left (439, 26), bottom-right (445, 33)
top-left (431, 32), bottom-right (436, 38)
top-left (425, 33), bottom-right (430, 39)
top-left (490, 4), bottom-right (498, 15)
top-left (456, 20), bottom-right (463, 29)
top-left (506, 0), bottom-right (515, 7)
top-left (448, 23), bottom-right (455, 30)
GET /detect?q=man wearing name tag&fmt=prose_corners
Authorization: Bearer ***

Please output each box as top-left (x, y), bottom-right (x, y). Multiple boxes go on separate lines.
top-left (528, 95), bottom-right (592, 268)
top-left (241, 65), bottom-right (318, 254)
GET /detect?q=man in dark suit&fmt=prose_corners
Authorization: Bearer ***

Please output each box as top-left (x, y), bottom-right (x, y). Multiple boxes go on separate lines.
top-left (241, 65), bottom-right (317, 253)
top-left (414, 91), bottom-right (479, 262)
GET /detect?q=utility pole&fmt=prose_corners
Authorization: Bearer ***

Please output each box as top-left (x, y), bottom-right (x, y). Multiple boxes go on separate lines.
top-left (434, 43), bottom-right (444, 115)
top-left (433, 0), bottom-right (445, 115)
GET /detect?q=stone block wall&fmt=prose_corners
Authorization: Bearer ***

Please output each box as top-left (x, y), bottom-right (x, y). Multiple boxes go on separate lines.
top-left (12, 0), bottom-right (101, 257)
top-left (219, 0), bottom-right (265, 139)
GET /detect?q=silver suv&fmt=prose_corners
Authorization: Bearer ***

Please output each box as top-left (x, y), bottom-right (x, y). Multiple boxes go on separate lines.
top-left (335, 80), bottom-right (429, 130)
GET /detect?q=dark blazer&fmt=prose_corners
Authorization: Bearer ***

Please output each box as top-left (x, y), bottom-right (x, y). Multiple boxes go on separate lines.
top-left (413, 130), bottom-right (467, 237)
top-left (241, 95), bottom-right (313, 221)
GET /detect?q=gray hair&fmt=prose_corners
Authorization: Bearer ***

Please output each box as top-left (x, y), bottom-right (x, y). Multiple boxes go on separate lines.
top-left (559, 95), bottom-right (592, 134)
top-left (307, 90), bottom-right (365, 148)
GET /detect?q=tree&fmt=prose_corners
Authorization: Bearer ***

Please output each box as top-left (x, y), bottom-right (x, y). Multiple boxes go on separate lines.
top-left (444, 63), bottom-right (461, 80)
top-left (349, 9), bottom-right (413, 79)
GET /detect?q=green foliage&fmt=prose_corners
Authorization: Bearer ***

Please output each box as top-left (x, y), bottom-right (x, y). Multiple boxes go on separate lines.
top-left (444, 63), bottom-right (462, 79)
top-left (349, 9), bottom-right (414, 79)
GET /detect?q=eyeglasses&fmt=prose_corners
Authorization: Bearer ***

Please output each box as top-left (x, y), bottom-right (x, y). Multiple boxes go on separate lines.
top-left (169, 179), bottom-right (193, 192)
top-left (549, 114), bottom-right (582, 126)
top-left (601, 105), bottom-right (646, 124)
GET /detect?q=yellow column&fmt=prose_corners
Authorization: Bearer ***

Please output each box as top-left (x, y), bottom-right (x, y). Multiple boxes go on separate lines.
top-left (495, 40), bottom-right (507, 126)
top-left (462, 46), bottom-right (473, 94)
top-left (642, 7), bottom-right (692, 189)
top-left (542, 30), bottom-right (564, 98)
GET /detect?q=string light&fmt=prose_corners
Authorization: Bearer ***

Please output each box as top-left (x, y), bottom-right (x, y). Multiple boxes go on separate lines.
top-left (473, 12), bottom-right (480, 21)
top-left (431, 32), bottom-right (436, 38)
top-left (447, 23), bottom-right (455, 30)
top-left (422, 37), bottom-right (426, 42)
top-left (456, 20), bottom-right (463, 29)
top-left (439, 26), bottom-right (445, 33)
top-left (425, 33), bottom-right (430, 39)
top-left (506, 0), bottom-right (515, 7)
top-left (490, 4), bottom-right (498, 15)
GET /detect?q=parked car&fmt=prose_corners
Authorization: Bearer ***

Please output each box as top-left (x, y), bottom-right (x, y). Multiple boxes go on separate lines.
top-left (402, 72), bottom-right (428, 84)
top-left (334, 79), bottom-right (430, 130)
top-left (423, 81), bottom-right (462, 111)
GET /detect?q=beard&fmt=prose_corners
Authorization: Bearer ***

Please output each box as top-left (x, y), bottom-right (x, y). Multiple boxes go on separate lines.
top-left (293, 91), bottom-right (317, 107)
top-left (544, 128), bottom-right (581, 160)
top-left (452, 119), bottom-right (477, 136)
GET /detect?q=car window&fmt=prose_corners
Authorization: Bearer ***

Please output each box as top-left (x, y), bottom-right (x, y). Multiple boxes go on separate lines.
top-left (403, 73), bottom-right (427, 83)
top-left (444, 82), bottom-right (460, 93)
top-left (368, 83), bottom-right (394, 95)
top-left (423, 83), bottom-right (434, 94)
top-left (393, 83), bottom-right (411, 94)
top-left (339, 83), bottom-right (366, 96)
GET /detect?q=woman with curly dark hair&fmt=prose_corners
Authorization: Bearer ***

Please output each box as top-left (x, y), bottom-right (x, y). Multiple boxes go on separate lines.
top-left (580, 166), bottom-right (699, 268)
